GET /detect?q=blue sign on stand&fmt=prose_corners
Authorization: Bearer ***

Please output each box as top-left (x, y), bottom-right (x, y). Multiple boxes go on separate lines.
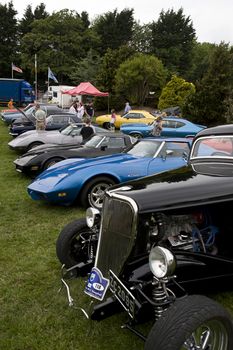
top-left (84, 267), bottom-right (109, 301)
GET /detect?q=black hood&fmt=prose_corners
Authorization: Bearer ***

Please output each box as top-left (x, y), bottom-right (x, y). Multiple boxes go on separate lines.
top-left (108, 163), bottom-right (233, 213)
top-left (26, 143), bottom-right (83, 155)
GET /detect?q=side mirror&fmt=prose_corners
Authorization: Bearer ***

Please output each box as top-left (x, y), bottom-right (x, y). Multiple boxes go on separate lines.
top-left (100, 145), bottom-right (107, 151)
top-left (166, 150), bottom-right (174, 156)
top-left (161, 149), bottom-right (173, 161)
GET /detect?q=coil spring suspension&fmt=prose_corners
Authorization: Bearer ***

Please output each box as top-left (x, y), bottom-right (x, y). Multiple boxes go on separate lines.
top-left (80, 233), bottom-right (94, 260)
top-left (152, 278), bottom-right (169, 320)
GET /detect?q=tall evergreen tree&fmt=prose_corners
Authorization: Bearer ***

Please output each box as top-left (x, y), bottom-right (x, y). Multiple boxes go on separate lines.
top-left (0, 1), bottom-right (18, 77)
top-left (68, 49), bottom-right (101, 84)
top-left (18, 3), bottom-right (49, 38)
top-left (34, 3), bottom-right (49, 19)
top-left (93, 9), bottom-right (134, 55)
top-left (18, 5), bottom-right (34, 37)
top-left (150, 8), bottom-right (196, 77)
top-left (129, 22), bottom-right (152, 53)
top-left (183, 43), bottom-right (233, 126)
top-left (187, 42), bottom-right (216, 82)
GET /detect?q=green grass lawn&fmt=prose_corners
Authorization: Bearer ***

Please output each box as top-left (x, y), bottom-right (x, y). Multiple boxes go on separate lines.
top-left (0, 117), bottom-right (233, 350)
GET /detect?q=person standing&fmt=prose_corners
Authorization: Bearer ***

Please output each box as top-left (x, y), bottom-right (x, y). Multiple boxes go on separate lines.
top-left (77, 102), bottom-right (85, 120)
top-left (124, 101), bottom-right (132, 115)
top-left (69, 101), bottom-right (78, 115)
top-left (110, 109), bottom-right (117, 131)
top-left (152, 116), bottom-right (163, 136)
top-left (8, 98), bottom-right (14, 109)
top-left (85, 102), bottom-right (95, 120)
top-left (80, 118), bottom-right (95, 142)
top-left (35, 103), bottom-right (46, 131)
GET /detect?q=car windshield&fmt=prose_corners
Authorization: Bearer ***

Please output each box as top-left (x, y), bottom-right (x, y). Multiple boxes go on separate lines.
top-left (191, 136), bottom-right (233, 159)
top-left (60, 124), bottom-right (77, 135)
top-left (85, 135), bottom-right (104, 148)
top-left (24, 106), bottom-right (36, 116)
top-left (127, 140), bottom-right (161, 157)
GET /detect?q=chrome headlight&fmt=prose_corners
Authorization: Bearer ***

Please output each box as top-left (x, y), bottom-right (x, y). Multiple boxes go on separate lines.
top-left (86, 207), bottom-right (101, 228)
top-left (149, 246), bottom-right (176, 278)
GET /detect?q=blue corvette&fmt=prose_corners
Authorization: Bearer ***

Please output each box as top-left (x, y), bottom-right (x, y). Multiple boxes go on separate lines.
top-left (27, 138), bottom-right (191, 209)
top-left (120, 117), bottom-right (206, 138)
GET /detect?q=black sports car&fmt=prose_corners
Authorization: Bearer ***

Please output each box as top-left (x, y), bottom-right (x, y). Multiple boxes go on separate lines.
top-left (9, 111), bottom-right (81, 137)
top-left (3, 103), bottom-right (65, 126)
top-left (13, 133), bottom-right (136, 176)
top-left (58, 124), bottom-right (233, 350)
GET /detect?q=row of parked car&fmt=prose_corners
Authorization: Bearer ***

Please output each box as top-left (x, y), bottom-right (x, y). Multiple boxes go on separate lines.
top-left (3, 105), bottom-right (233, 349)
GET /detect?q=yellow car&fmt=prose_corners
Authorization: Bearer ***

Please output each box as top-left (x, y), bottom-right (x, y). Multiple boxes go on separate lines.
top-left (95, 110), bottom-right (156, 129)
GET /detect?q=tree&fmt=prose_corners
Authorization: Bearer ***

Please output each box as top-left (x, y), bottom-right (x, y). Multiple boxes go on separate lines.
top-left (150, 8), bottom-right (196, 77)
top-left (183, 43), bottom-right (233, 126)
top-left (68, 49), bottom-right (101, 85)
top-left (97, 45), bottom-right (135, 93)
top-left (158, 75), bottom-right (195, 110)
top-left (34, 3), bottom-right (49, 19)
top-left (18, 3), bottom-right (49, 38)
top-left (187, 42), bottom-right (217, 82)
top-left (129, 22), bottom-right (152, 53)
top-left (115, 54), bottom-right (167, 106)
top-left (93, 9), bottom-right (134, 55)
top-left (20, 10), bottom-right (98, 86)
top-left (94, 45), bottom-right (135, 110)
top-left (0, 1), bottom-right (18, 77)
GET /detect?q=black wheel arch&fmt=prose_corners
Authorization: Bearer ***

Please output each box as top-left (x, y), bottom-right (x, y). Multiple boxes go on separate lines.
top-left (27, 141), bottom-right (44, 151)
top-left (42, 156), bottom-right (65, 170)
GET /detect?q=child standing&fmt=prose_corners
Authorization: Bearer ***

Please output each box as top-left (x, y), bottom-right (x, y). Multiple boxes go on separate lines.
top-left (110, 109), bottom-right (116, 131)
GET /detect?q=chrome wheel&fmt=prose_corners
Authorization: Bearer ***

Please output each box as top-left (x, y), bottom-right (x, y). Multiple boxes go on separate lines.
top-left (88, 181), bottom-right (112, 208)
top-left (130, 133), bottom-right (143, 139)
top-left (182, 320), bottom-right (229, 350)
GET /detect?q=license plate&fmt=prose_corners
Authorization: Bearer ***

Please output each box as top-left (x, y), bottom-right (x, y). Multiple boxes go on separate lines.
top-left (109, 270), bottom-right (138, 318)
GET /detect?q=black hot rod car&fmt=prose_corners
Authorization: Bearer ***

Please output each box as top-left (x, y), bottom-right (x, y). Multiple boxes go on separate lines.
top-left (57, 124), bottom-right (233, 350)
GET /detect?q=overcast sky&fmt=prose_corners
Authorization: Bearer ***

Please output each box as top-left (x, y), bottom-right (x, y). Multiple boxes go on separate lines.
top-left (4, 0), bottom-right (233, 44)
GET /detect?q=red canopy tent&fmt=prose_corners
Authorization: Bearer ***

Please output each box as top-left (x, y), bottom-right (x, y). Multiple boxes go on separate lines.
top-left (62, 82), bottom-right (109, 97)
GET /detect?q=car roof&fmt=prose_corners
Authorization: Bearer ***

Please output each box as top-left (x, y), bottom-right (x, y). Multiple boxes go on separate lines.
top-left (163, 117), bottom-right (189, 122)
top-left (139, 137), bottom-right (191, 142)
top-left (92, 132), bottom-right (128, 138)
top-left (126, 110), bottom-right (155, 115)
top-left (194, 124), bottom-right (233, 138)
top-left (46, 113), bottom-right (76, 117)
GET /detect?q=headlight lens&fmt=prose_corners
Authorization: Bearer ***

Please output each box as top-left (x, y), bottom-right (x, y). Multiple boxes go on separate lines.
top-left (86, 207), bottom-right (100, 228)
top-left (149, 246), bottom-right (176, 278)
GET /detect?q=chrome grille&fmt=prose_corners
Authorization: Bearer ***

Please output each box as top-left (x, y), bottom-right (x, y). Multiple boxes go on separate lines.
top-left (95, 192), bottom-right (138, 278)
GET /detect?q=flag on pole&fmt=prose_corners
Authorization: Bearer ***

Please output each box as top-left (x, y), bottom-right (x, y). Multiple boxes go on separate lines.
top-left (48, 67), bottom-right (58, 83)
top-left (12, 63), bottom-right (23, 73)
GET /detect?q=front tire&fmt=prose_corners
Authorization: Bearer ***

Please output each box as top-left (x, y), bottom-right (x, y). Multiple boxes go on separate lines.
top-left (103, 122), bottom-right (111, 130)
top-left (130, 132), bottom-right (143, 139)
top-left (43, 157), bottom-right (63, 170)
top-left (145, 295), bottom-right (233, 350)
top-left (56, 218), bottom-right (95, 268)
top-left (80, 176), bottom-right (116, 209)
top-left (27, 142), bottom-right (43, 151)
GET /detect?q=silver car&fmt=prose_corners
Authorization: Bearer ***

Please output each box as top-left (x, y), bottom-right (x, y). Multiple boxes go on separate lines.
top-left (8, 123), bottom-right (109, 152)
